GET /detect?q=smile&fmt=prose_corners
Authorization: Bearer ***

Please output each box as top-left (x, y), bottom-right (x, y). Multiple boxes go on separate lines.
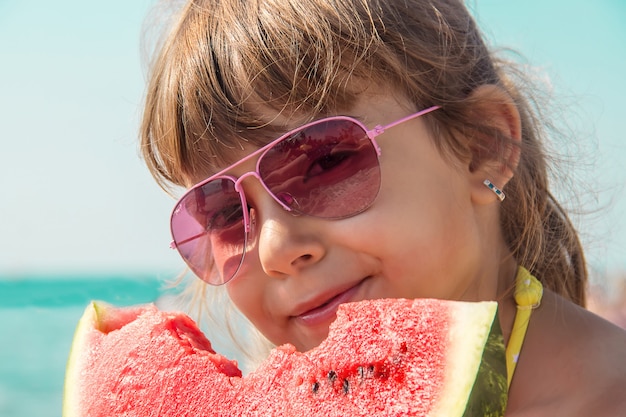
top-left (292, 279), bottom-right (367, 327)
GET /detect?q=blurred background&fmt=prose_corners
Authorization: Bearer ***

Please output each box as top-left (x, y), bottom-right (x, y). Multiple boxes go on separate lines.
top-left (1, 1), bottom-right (624, 416)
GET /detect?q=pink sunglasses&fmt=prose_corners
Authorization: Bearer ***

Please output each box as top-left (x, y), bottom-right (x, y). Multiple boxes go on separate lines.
top-left (170, 105), bottom-right (440, 285)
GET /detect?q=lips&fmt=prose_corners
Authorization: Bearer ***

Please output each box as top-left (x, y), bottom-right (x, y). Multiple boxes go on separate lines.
top-left (292, 279), bottom-right (365, 327)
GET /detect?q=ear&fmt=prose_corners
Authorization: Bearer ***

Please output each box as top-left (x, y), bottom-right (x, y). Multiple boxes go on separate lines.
top-left (465, 84), bottom-right (522, 205)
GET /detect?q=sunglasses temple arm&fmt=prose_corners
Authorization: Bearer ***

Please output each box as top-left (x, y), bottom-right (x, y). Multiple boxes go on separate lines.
top-left (366, 105), bottom-right (440, 156)
top-left (377, 105), bottom-right (441, 132)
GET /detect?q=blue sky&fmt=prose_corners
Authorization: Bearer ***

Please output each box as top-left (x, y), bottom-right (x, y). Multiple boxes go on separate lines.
top-left (1, 1), bottom-right (625, 278)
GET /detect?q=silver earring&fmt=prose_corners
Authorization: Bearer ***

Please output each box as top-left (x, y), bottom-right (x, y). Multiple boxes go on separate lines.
top-left (483, 179), bottom-right (505, 202)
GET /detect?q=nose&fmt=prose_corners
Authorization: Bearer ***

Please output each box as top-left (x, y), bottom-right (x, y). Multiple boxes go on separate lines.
top-left (253, 203), bottom-right (326, 279)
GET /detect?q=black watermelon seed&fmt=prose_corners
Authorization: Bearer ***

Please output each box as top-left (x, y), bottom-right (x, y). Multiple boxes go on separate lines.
top-left (327, 370), bottom-right (337, 382)
top-left (312, 381), bottom-right (320, 394)
top-left (342, 379), bottom-right (350, 394)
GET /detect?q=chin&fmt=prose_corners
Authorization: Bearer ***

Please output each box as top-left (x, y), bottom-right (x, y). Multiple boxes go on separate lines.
top-left (297, 327), bottom-right (332, 352)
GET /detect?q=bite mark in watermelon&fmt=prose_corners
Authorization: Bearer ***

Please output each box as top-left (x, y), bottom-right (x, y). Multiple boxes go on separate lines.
top-left (63, 298), bottom-right (507, 416)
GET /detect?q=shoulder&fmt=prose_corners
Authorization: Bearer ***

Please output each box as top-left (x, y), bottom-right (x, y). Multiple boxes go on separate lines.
top-left (579, 381), bottom-right (626, 416)
top-left (507, 289), bottom-right (626, 416)
top-left (563, 300), bottom-right (626, 416)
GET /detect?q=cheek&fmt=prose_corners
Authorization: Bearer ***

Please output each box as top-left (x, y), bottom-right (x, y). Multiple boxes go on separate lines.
top-left (226, 277), bottom-right (296, 348)
top-left (225, 274), bottom-right (262, 323)
top-left (360, 157), bottom-right (480, 295)
top-left (224, 264), bottom-right (284, 341)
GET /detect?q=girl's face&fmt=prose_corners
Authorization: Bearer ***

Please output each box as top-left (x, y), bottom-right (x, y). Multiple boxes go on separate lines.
top-left (222, 92), bottom-right (508, 352)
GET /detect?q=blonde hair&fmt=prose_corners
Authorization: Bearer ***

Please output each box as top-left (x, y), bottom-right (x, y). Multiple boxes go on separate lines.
top-left (141, 0), bottom-right (587, 309)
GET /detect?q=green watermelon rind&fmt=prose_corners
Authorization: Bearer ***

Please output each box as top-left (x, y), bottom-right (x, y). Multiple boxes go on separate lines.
top-left (63, 301), bottom-right (98, 417)
top-left (462, 313), bottom-right (508, 417)
top-left (427, 301), bottom-right (500, 417)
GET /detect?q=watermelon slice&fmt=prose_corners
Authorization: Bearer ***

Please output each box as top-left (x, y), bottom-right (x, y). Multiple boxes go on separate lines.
top-left (63, 298), bottom-right (507, 416)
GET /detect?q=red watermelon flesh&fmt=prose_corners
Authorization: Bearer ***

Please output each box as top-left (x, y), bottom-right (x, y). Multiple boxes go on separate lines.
top-left (63, 298), bottom-right (507, 417)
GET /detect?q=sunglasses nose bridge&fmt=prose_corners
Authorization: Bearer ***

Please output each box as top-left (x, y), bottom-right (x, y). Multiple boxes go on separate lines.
top-left (233, 171), bottom-right (293, 218)
top-left (233, 170), bottom-right (261, 190)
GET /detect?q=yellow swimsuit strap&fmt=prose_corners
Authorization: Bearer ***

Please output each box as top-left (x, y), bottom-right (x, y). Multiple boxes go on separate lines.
top-left (506, 266), bottom-right (543, 388)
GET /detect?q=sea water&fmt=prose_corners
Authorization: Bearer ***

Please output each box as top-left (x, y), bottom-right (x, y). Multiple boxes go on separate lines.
top-left (0, 275), bottom-right (167, 417)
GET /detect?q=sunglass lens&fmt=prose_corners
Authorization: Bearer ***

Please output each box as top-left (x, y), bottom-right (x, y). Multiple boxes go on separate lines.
top-left (259, 119), bottom-right (381, 218)
top-left (171, 178), bottom-right (246, 285)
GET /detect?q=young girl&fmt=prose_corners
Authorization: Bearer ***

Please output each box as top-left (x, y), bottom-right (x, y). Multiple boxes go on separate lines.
top-left (140, 0), bottom-right (626, 415)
